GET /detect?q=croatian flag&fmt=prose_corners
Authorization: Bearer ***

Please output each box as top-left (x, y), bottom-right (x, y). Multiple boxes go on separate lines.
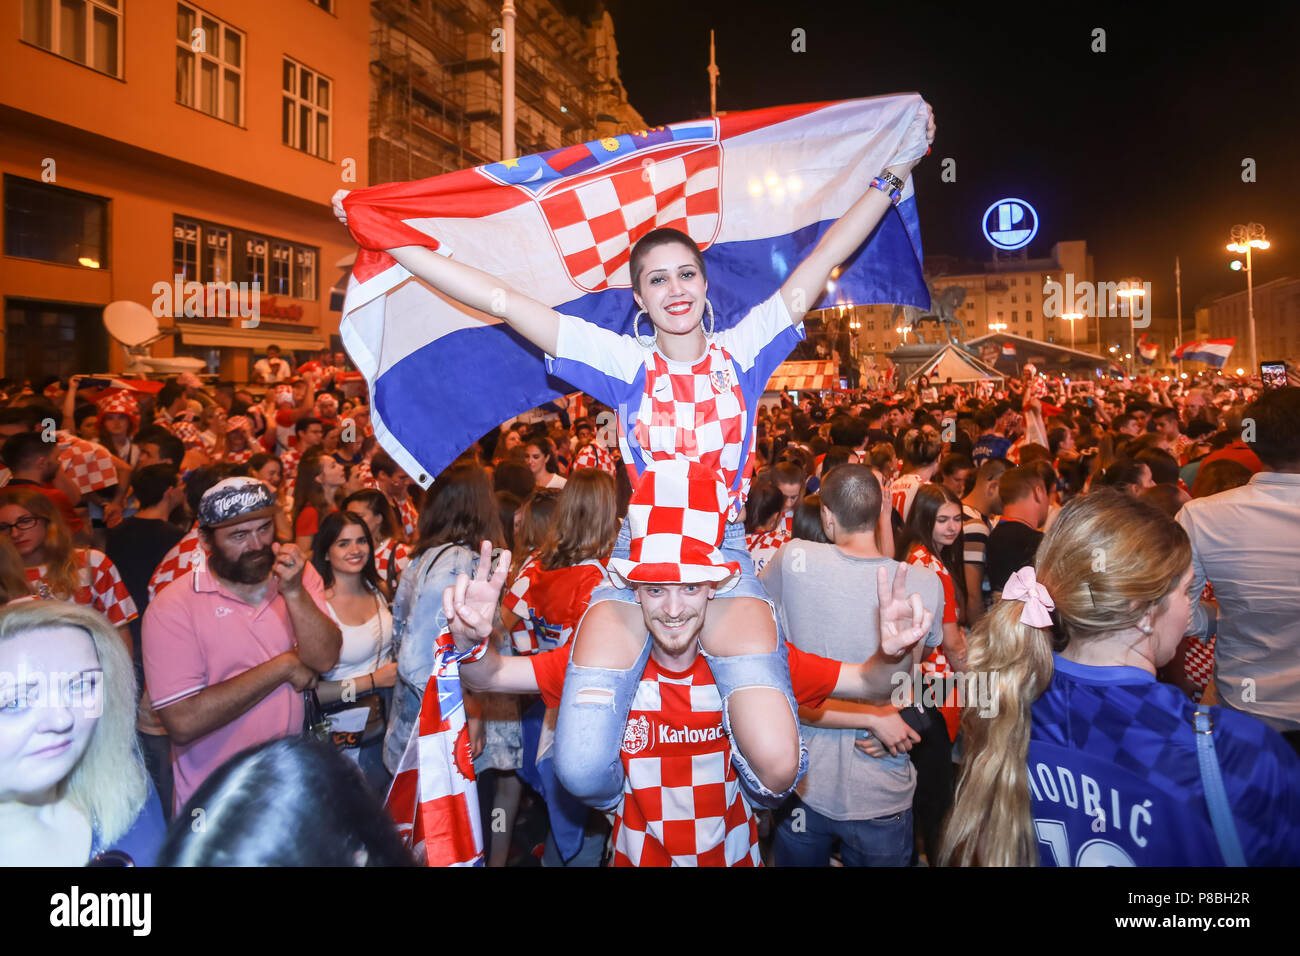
top-left (1001, 343), bottom-right (1017, 358)
top-left (1172, 338), bottom-right (1235, 368)
top-left (383, 631), bottom-right (484, 867)
top-left (1138, 334), bottom-right (1159, 365)
top-left (340, 94), bottom-right (931, 486)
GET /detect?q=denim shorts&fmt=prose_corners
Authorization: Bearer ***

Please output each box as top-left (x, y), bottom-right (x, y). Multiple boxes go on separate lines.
top-left (589, 515), bottom-right (776, 609)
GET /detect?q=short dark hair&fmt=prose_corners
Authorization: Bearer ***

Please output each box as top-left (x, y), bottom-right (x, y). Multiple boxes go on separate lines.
top-left (157, 736), bottom-right (414, 866)
top-left (184, 465), bottom-right (228, 513)
top-left (828, 415), bottom-right (869, 449)
top-left (0, 431), bottom-right (53, 471)
top-left (999, 465), bottom-right (1045, 505)
top-left (773, 460), bottom-right (805, 488)
top-left (136, 426), bottom-right (184, 466)
top-left (1246, 386), bottom-right (1300, 469)
top-left (369, 450), bottom-right (399, 479)
top-left (818, 463), bottom-right (881, 534)
top-left (157, 382), bottom-right (184, 408)
top-left (131, 464), bottom-right (180, 508)
top-left (1134, 447), bottom-right (1180, 486)
top-left (940, 453), bottom-right (974, 481)
top-left (0, 407), bottom-right (42, 430)
top-left (294, 416), bottom-right (323, 436)
top-left (491, 460), bottom-right (534, 500)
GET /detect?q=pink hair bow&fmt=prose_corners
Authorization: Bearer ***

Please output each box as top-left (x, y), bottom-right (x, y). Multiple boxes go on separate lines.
top-left (1003, 566), bottom-right (1055, 628)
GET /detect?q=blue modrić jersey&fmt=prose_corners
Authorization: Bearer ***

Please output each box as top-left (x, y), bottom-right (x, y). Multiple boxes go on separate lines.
top-left (1028, 656), bottom-right (1300, 866)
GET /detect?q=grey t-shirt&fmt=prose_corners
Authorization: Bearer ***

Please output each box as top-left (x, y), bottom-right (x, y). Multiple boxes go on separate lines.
top-left (760, 540), bottom-right (944, 822)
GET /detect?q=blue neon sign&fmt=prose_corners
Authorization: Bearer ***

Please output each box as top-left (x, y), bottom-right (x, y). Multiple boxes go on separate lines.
top-left (982, 198), bottom-right (1038, 251)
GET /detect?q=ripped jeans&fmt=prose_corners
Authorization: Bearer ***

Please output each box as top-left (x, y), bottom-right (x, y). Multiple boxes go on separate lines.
top-left (552, 517), bottom-right (808, 810)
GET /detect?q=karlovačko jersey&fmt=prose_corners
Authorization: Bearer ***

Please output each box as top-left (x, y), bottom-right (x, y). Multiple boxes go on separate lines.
top-left (529, 641), bottom-right (839, 866)
top-left (545, 292), bottom-right (804, 520)
top-left (1028, 655), bottom-right (1300, 866)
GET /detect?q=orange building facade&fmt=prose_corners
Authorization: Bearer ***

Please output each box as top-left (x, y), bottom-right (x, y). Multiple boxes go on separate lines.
top-left (0, 0), bottom-right (369, 385)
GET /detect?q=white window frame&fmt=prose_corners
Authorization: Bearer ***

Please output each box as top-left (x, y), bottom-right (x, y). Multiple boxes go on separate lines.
top-left (176, 2), bottom-right (245, 126)
top-left (282, 56), bottom-right (333, 161)
top-left (173, 218), bottom-right (200, 283)
top-left (22, 0), bottom-right (124, 78)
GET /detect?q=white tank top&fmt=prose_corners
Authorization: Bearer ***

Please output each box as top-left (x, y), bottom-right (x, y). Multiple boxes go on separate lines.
top-left (321, 591), bottom-right (394, 682)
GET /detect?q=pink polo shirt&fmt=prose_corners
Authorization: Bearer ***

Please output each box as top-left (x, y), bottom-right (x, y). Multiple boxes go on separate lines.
top-left (142, 564), bottom-right (329, 813)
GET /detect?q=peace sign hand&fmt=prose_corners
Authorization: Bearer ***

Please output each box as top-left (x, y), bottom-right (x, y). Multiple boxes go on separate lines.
top-left (876, 563), bottom-right (933, 658)
top-left (442, 540), bottom-right (511, 649)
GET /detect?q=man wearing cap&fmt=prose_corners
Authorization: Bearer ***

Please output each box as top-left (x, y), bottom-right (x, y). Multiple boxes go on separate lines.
top-left (142, 476), bottom-right (342, 811)
top-left (252, 344), bottom-right (292, 385)
top-left (439, 460), bottom-right (933, 866)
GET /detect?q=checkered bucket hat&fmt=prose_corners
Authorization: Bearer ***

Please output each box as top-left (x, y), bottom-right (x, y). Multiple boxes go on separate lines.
top-left (225, 415), bottom-right (253, 435)
top-left (608, 459), bottom-right (740, 591)
top-left (169, 420), bottom-right (204, 450)
top-left (96, 389), bottom-right (139, 431)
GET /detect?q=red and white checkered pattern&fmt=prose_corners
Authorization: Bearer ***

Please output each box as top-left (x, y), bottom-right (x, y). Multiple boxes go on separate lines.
top-left (540, 143), bottom-right (722, 292)
top-left (168, 420), bottom-right (204, 451)
top-left (1184, 634), bottom-right (1216, 700)
top-left (628, 343), bottom-right (750, 521)
top-left (375, 537), bottom-right (411, 583)
top-left (148, 525), bottom-right (205, 602)
top-left (226, 415), bottom-right (253, 436)
top-left (27, 548), bottom-right (137, 626)
top-left (274, 384), bottom-right (294, 406)
top-left (57, 432), bottom-right (118, 495)
top-left (504, 556), bottom-right (605, 655)
top-left (571, 440), bottom-right (617, 477)
top-left (398, 498), bottom-right (419, 540)
top-left (890, 473), bottom-right (926, 522)
top-left (222, 448), bottom-right (253, 465)
top-left (744, 528), bottom-right (790, 574)
top-left (608, 459), bottom-right (738, 588)
top-left (612, 656), bottom-right (759, 867)
top-left (96, 389), bottom-right (139, 430)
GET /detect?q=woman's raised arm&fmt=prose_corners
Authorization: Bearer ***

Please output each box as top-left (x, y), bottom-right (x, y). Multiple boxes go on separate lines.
top-left (779, 103), bottom-right (935, 322)
top-left (333, 190), bottom-right (563, 356)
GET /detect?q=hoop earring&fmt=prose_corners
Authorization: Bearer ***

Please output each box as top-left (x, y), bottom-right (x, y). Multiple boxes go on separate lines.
top-left (704, 299), bottom-right (716, 338)
top-left (633, 308), bottom-right (655, 348)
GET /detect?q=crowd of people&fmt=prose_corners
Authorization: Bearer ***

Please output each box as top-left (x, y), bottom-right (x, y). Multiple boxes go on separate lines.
top-left (1, 335), bottom-right (1296, 866)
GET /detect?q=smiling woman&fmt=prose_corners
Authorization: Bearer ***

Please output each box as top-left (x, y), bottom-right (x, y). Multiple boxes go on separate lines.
top-left (0, 601), bottom-right (164, 866)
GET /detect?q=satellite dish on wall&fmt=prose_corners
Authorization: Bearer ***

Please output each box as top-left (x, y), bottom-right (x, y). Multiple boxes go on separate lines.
top-left (102, 301), bottom-right (205, 375)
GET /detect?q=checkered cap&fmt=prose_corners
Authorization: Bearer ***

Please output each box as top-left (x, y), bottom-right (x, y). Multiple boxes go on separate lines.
top-left (315, 393), bottom-right (339, 418)
top-left (274, 384), bottom-right (294, 406)
top-left (608, 459), bottom-right (738, 590)
top-left (225, 415), bottom-right (252, 435)
top-left (198, 476), bottom-right (278, 528)
top-left (96, 389), bottom-right (139, 430)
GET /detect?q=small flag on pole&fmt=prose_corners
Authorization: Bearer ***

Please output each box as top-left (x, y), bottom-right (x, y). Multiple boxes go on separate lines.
top-left (1171, 338), bottom-right (1235, 369)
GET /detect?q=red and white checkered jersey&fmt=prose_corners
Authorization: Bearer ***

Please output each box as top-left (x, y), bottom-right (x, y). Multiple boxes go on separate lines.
top-left (56, 431), bottom-right (118, 495)
top-left (27, 548), bottom-right (137, 626)
top-left (503, 555), bottom-right (605, 655)
top-left (375, 537), bottom-right (411, 584)
top-left (545, 292), bottom-right (806, 520)
top-left (890, 473), bottom-right (927, 522)
top-left (906, 542), bottom-right (957, 625)
top-left (571, 440), bottom-right (617, 477)
top-left (744, 528), bottom-right (790, 574)
top-left (530, 641), bottom-right (839, 866)
top-left (397, 498), bottom-right (418, 540)
top-left (148, 525), bottom-right (205, 602)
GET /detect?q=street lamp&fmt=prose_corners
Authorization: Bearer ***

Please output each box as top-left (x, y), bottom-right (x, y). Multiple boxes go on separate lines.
top-left (1227, 223), bottom-right (1269, 373)
top-left (988, 322), bottom-right (1007, 333)
top-left (1115, 280), bottom-right (1146, 378)
top-left (1061, 311), bottom-right (1083, 350)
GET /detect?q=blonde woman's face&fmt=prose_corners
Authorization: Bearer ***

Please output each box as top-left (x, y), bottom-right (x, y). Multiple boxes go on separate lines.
top-left (1150, 564), bottom-right (1196, 667)
top-left (0, 626), bottom-right (102, 801)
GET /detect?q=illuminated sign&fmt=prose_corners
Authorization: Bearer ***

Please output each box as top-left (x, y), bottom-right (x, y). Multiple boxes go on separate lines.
top-left (982, 198), bottom-right (1038, 251)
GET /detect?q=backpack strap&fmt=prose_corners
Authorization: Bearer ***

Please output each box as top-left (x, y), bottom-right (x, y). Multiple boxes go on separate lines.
top-left (1193, 707), bottom-right (1246, 866)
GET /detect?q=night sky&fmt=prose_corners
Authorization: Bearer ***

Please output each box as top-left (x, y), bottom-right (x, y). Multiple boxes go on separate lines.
top-left (601, 0), bottom-right (1300, 319)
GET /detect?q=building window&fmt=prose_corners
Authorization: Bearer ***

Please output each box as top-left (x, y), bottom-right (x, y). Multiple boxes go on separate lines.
top-left (282, 58), bottom-right (332, 160)
top-left (202, 227), bottom-right (231, 283)
top-left (173, 218), bottom-right (200, 281)
top-left (244, 235), bottom-right (267, 290)
top-left (295, 248), bottom-right (316, 300)
top-left (1026, 330), bottom-right (1034, 339)
top-left (270, 242), bottom-right (292, 295)
top-left (5, 298), bottom-right (108, 382)
top-left (176, 2), bottom-right (244, 125)
top-left (1012, 313), bottom-right (1019, 323)
top-left (172, 215), bottom-right (318, 301)
top-left (1010, 277), bottom-right (1017, 285)
top-left (1011, 295), bottom-right (1018, 304)
top-left (4, 175), bottom-right (109, 269)
top-left (21, 0), bottom-right (123, 77)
